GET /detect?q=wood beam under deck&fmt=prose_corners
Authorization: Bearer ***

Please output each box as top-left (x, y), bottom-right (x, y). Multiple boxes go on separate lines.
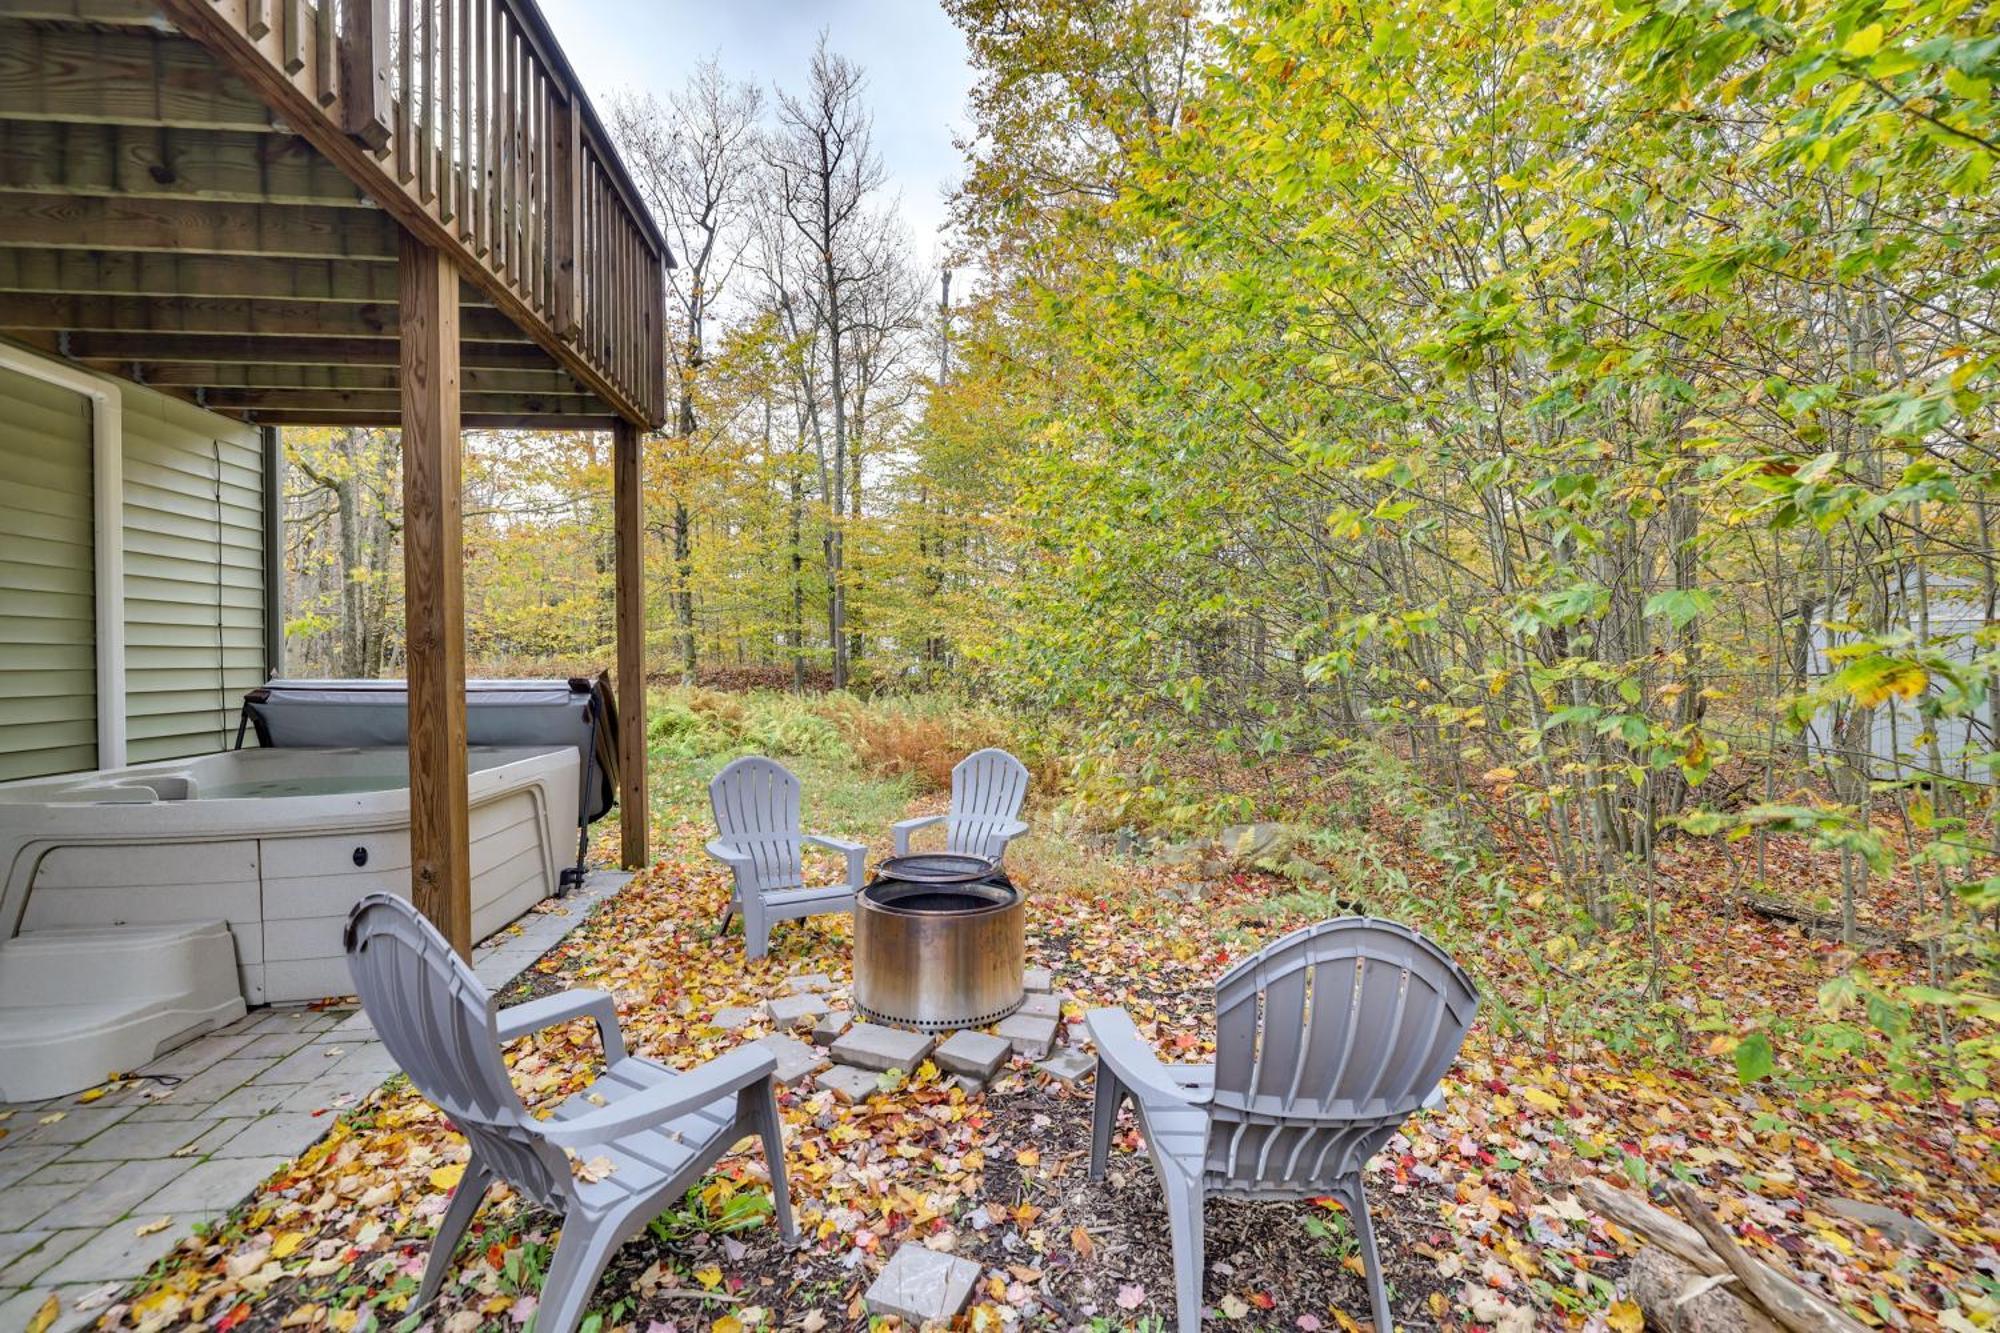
top-left (0, 291), bottom-right (530, 342)
top-left (614, 417), bottom-right (647, 869)
top-left (46, 331), bottom-right (558, 368)
top-left (0, 250), bottom-right (403, 302)
top-left (83, 360), bottom-right (590, 395)
top-left (0, 23), bottom-right (278, 131)
top-left (196, 387), bottom-right (600, 415)
top-left (398, 230), bottom-right (471, 958)
top-left (0, 191), bottom-right (398, 257)
top-left (0, 122), bottom-right (370, 207)
top-left (242, 409), bottom-right (618, 430)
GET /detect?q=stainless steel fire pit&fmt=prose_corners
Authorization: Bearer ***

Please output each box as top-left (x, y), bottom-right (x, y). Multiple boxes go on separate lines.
top-left (852, 862), bottom-right (1025, 1032)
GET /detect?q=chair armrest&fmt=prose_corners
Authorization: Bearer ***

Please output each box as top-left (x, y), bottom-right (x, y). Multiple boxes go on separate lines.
top-left (993, 818), bottom-right (1028, 840)
top-left (538, 1046), bottom-right (777, 1148)
top-left (804, 833), bottom-right (867, 889)
top-left (1086, 1007), bottom-right (1209, 1106)
top-left (496, 989), bottom-right (628, 1065)
top-left (891, 814), bottom-right (946, 852)
top-left (705, 838), bottom-right (753, 869)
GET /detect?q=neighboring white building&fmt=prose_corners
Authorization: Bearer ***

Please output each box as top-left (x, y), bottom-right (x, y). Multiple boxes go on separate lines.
top-left (1806, 579), bottom-right (1996, 785)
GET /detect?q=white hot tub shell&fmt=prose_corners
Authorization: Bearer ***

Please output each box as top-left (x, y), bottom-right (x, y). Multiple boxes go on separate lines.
top-left (0, 745), bottom-right (580, 1100)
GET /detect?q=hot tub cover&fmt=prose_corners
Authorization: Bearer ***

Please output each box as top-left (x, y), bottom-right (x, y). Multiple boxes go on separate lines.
top-left (238, 676), bottom-right (621, 824)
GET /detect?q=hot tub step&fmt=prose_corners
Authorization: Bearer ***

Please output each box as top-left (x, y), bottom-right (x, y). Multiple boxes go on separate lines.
top-left (0, 921), bottom-right (247, 1102)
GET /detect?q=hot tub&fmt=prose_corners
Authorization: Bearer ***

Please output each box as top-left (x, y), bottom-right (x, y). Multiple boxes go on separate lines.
top-left (0, 744), bottom-right (580, 1006)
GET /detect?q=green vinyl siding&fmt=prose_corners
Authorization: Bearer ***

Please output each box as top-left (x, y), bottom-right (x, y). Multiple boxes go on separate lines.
top-left (121, 388), bottom-right (268, 763)
top-left (0, 363), bottom-right (96, 781)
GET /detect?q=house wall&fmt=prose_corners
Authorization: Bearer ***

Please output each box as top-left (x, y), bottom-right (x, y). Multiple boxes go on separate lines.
top-left (0, 343), bottom-right (272, 780)
top-left (121, 392), bottom-right (269, 762)
top-left (0, 363), bottom-right (97, 782)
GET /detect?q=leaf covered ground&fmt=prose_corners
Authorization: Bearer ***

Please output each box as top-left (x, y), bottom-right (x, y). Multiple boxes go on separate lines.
top-left (80, 714), bottom-right (2000, 1333)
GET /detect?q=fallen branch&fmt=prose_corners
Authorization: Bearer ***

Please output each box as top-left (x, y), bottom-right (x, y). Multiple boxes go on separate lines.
top-left (1576, 1178), bottom-right (1725, 1277)
top-left (1626, 1247), bottom-right (1781, 1333)
top-left (1740, 895), bottom-right (1913, 953)
top-left (1663, 1183), bottom-right (1870, 1333)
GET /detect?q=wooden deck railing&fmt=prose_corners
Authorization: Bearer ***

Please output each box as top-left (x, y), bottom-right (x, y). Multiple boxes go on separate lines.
top-left (164, 0), bottom-right (668, 426)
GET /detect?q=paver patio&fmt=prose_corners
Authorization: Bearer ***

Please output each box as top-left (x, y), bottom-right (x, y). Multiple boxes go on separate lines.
top-left (0, 871), bottom-right (630, 1331)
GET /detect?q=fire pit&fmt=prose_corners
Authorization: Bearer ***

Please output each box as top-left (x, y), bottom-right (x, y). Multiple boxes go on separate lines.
top-left (853, 854), bottom-right (1024, 1032)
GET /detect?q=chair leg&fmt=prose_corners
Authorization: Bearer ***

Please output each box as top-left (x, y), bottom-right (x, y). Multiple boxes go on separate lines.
top-left (1162, 1169), bottom-right (1205, 1333)
top-left (751, 1078), bottom-right (799, 1241)
top-left (1088, 1068), bottom-right (1126, 1180)
top-left (1343, 1176), bottom-right (1395, 1332)
top-left (417, 1156), bottom-right (492, 1308)
top-left (532, 1213), bottom-right (628, 1333)
top-left (716, 890), bottom-right (739, 939)
top-left (743, 898), bottom-right (772, 960)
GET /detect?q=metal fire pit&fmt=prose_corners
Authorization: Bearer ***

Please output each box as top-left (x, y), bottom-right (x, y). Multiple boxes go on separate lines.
top-left (853, 859), bottom-right (1024, 1032)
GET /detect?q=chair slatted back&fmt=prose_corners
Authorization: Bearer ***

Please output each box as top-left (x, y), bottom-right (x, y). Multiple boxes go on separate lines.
top-left (710, 757), bottom-right (806, 892)
top-left (344, 893), bottom-right (574, 1208)
top-left (946, 748), bottom-right (1029, 859)
top-left (1205, 918), bottom-right (1477, 1191)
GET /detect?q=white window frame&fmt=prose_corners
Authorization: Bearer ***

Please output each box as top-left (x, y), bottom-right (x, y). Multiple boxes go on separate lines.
top-left (0, 344), bottom-right (126, 768)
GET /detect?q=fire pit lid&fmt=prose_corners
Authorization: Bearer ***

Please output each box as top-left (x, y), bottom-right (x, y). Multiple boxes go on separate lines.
top-left (874, 852), bottom-right (997, 884)
top-left (861, 879), bottom-right (1017, 914)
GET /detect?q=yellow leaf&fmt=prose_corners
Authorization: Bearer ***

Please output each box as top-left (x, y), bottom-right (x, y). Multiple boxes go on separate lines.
top-left (1519, 1086), bottom-right (1562, 1113)
top-left (1014, 1148), bottom-right (1040, 1167)
top-left (428, 1164), bottom-right (465, 1192)
top-left (271, 1231), bottom-right (307, 1258)
top-left (77, 1086), bottom-right (107, 1103)
top-left (694, 1264), bottom-right (724, 1290)
top-left (1841, 22), bottom-right (1884, 57)
top-left (26, 1294), bottom-right (58, 1333)
top-left (1607, 1300), bottom-right (1644, 1333)
top-left (134, 1216), bottom-right (172, 1237)
top-left (713, 1319), bottom-right (744, 1333)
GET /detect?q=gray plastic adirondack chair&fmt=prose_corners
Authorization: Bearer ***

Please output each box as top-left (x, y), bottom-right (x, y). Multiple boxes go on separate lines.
top-left (706, 755), bottom-right (866, 960)
top-left (891, 747), bottom-right (1030, 864)
top-left (343, 893), bottom-right (796, 1333)
top-left (1088, 917), bottom-right (1478, 1332)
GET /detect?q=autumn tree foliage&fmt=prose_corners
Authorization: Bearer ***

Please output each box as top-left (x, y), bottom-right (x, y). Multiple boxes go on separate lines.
top-left (929, 0), bottom-right (1998, 1060)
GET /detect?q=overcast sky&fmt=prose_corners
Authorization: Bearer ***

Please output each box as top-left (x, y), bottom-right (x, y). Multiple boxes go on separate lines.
top-left (538, 0), bottom-right (976, 261)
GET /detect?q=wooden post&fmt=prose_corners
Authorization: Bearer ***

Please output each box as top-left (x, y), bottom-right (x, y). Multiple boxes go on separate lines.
top-left (400, 230), bottom-right (472, 956)
top-left (340, 0), bottom-right (391, 150)
top-left (614, 416), bottom-right (647, 869)
top-left (550, 93), bottom-right (580, 338)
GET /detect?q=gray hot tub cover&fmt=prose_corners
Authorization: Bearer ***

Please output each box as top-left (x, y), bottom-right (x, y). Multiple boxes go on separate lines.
top-left (238, 676), bottom-right (621, 825)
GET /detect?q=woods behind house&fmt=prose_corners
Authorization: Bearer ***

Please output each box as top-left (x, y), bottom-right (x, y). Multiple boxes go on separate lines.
top-left (282, 3), bottom-right (1997, 1090)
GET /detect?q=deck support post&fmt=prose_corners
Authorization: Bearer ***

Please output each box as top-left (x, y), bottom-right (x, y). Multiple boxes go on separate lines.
top-left (399, 229), bottom-right (472, 956)
top-left (614, 416), bottom-right (647, 869)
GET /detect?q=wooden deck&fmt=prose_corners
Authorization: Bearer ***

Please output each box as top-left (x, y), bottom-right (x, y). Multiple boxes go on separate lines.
top-left (0, 0), bottom-right (669, 430)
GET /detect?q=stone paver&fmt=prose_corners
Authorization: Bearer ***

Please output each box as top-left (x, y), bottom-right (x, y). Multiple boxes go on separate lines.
top-left (57, 1159), bottom-right (194, 1228)
top-left (1023, 966), bottom-right (1053, 993)
top-left (35, 1219), bottom-right (185, 1285)
top-left (767, 992), bottom-right (832, 1028)
top-left (810, 1010), bottom-right (853, 1047)
top-left (784, 973), bottom-right (836, 993)
top-left (993, 1012), bottom-right (1060, 1059)
top-left (61, 1116), bottom-right (215, 1162)
top-left (830, 1023), bottom-right (935, 1073)
top-left (934, 1031), bottom-right (1011, 1081)
top-left (712, 1004), bottom-right (763, 1032)
top-left (814, 1064), bottom-right (883, 1104)
top-left (0, 868), bottom-right (632, 1315)
top-left (864, 1243), bottom-right (982, 1324)
top-left (1037, 1048), bottom-right (1096, 1085)
top-left (753, 1034), bottom-right (830, 1084)
top-left (1016, 991), bottom-right (1063, 1021)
